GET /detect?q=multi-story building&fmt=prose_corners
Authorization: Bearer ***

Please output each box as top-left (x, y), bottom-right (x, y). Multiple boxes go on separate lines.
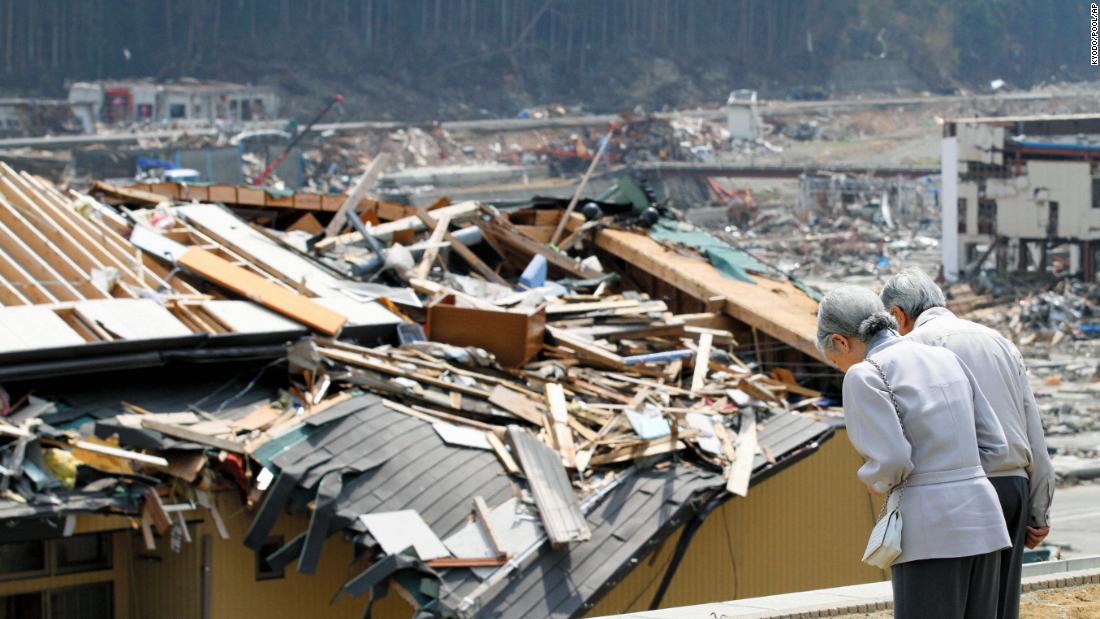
top-left (941, 114), bottom-right (1100, 281)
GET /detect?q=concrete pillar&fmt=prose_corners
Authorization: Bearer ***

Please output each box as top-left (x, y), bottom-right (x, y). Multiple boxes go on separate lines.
top-left (941, 137), bottom-right (959, 281)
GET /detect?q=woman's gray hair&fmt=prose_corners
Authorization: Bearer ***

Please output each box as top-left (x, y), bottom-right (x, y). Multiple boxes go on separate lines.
top-left (879, 267), bottom-right (945, 320)
top-left (816, 285), bottom-right (898, 352)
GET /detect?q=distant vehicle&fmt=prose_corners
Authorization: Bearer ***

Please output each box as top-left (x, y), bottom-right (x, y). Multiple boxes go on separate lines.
top-left (784, 86), bottom-right (828, 101)
top-left (163, 168), bottom-right (201, 183)
top-left (134, 157), bottom-right (202, 183)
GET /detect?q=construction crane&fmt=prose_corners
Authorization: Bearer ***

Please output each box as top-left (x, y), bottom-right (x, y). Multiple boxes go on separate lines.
top-left (250, 94), bottom-right (343, 186)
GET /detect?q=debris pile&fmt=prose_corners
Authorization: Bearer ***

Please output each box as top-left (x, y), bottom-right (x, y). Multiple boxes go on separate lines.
top-left (0, 161), bottom-right (833, 616)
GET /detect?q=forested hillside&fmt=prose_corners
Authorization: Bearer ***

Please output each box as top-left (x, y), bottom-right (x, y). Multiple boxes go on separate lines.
top-left (0, 0), bottom-right (1086, 119)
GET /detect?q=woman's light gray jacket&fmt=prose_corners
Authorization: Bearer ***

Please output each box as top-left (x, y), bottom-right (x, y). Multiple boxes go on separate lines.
top-left (842, 330), bottom-right (1012, 564)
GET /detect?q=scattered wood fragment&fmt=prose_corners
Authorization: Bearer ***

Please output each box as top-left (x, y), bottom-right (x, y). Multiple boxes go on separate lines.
top-left (177, 247), bottom-right (347, 335)
top-left (690, 332), bottom-right (713, 394)
top-left (140, 418), bottom-right (246, 454)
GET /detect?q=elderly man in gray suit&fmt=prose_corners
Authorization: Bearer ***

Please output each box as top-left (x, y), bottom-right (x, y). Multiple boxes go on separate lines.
top-left (881, 268), bottom-right (1055, 619)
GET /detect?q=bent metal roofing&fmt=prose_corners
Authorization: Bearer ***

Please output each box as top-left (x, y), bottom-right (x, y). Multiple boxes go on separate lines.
top-left (248, 394), bottom-right (832, 618)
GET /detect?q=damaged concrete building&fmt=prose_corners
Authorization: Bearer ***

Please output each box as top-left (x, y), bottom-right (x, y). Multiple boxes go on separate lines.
top-left (68, 80), bottom-right (279, 127)
top-left (942, 113), bottom-right (1100, 281)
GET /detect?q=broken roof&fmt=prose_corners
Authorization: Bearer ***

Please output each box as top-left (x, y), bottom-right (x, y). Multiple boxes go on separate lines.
top-left (245, 392), bottom-right (831, 618)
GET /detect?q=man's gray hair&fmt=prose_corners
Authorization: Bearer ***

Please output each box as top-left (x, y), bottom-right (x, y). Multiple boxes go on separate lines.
top-left (880, 267), bottom-right (946, 320)
top-left (816, 285), bottom-right (897, 353)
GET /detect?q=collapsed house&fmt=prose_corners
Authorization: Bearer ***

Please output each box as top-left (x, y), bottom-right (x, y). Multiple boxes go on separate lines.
top-left (0, 163), bottom-right (887, 618)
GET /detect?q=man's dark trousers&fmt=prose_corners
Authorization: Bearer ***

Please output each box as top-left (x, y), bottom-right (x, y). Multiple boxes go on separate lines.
top-left (989, 476), bottom-right (1029, 619)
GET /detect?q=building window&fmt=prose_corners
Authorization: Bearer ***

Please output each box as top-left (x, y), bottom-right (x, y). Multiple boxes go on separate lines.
top-left (0, 583), bottom-right (113, 619)
top-left (1048, 201), bottom-right (1059, 237)
top-left (0, 534), bottom-right (111, 581)
top-left (0, 540), bottom-right (46, 580)
top-left (55, 534), bottom-right (112, 574)
top-left (255, 537), bottom-right (285, 581)
top-left (977, 199), bottom-right (997, 235)
top-left (0, 591), bottom-right (43, 617)
top-left (169, 104), bottom-right (186, 119)
top-left (958, 198), bottom-right (967, 234)
top-left (1093, 178), bottom-right (1100, 208)
top-left (50, 582), bottom-right (113, 618)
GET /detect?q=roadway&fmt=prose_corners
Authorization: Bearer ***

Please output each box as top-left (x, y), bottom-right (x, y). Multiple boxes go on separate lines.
top-left (0, 90), bottom-right (1070, 151)
top-left (1047, 482), bottom-right (1100, 558)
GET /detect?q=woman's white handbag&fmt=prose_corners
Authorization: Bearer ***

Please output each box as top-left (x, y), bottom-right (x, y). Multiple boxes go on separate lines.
top-left (862, 490), bottom-right (902, 568)
top-left (861, 358), bottom-right (907, 570)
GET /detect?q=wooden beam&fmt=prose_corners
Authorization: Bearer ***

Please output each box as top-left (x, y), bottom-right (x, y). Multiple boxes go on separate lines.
top-left (416, 210), bottom-right (508, 285)
top-left (594, 227), bottom-right (823, 362)
top-left (140, 418), bottom-right (246, 453)
top-left (544, 383), bottom-right (577, 470)
top-left (549, 129), bottom-right (612, 246)
top-left (0, 246), bottom-right (53, 303)
top-left (317, 200), bottom-right (479, 249)
top-left (726, 410), bottom-right (757, 497)
top-left (0, 215), bottom-right (83, 301)
top-left (2, 174), bottom-right (150, 293)
top-left (690, 332), bottom-right (713, 394)
top-left (413, 215), bottom-right (451, 279)
top-left (473, 496), bottom-right (507, 558)
top-left (323, 152), bottom-right (389, 237)
top-left (177, 247), bottom-right (346, 335)
top-left (0, 179), bottom-right (128, 297)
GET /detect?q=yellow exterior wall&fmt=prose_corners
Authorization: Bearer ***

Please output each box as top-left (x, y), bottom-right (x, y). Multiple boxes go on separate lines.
top-left (587, 429), bottom-right (888, 616)
top-left (123, 492), bottom-right (415, 619)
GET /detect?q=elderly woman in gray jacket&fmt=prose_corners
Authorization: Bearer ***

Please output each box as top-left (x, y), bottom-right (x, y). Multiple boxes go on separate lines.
top-left (817, 286), bottom-right (1012, 619)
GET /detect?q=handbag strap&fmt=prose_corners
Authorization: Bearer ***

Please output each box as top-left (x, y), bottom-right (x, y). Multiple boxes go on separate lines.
top-left (865, 357), bottom-right (909, 518)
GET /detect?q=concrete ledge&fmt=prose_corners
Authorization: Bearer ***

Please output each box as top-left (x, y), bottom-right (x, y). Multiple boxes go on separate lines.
top-left (597, 556), bottom-right (1100, 619)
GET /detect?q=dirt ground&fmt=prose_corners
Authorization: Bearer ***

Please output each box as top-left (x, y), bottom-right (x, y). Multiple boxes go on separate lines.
top-left (840, 583), bottom-right (1100, 618)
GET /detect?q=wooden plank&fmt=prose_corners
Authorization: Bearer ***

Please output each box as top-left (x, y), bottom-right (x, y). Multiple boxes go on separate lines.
top-left (0, 193), bottom-right (106, 299)
top-left (544, 383), bottom-right (577, 470)
top-left (726, 410), bottom-right (757, 497)
top-left (413, 214), bottom-right (451, 279)
top-left (0, 247), bottom-right (54, 303)
top-left (324, 152), bottom-right (389, 237)
top-left (506, 426), bottom-right (591, 545)
top-left (691, 332), bottom-right (713, 394)
top-left (417, 210), bottom-right (508, 285)
top-left (545, 299), bottom-right (640, 315)
top-left (1, 174), bottom-right (149, 293)
top-left (380, 399), bottom-right (498, 432)
top-left (0, 269), bottom-right (28, 305)
top-left (478, 216), bottom-right (598, 279)
top-left (177, 247), bottom-right (346, 335)
top-left (0, 216), bottom-right (83, 301)
top-left (317, 200), bottom-right (479, 249)
top-left (90, 180), bottom-right (170, 205)
top-left (473, 496), bottom-right (507, 558)
top-left (549, 129), bottom-right (612, 246)
top-left (139, 512), bottom-right (156, 551)
top-left (545, 326), bottom-right (625, 370)
top-left (485, 431), bottom-right (521, 476)
top-left (594, 227), bottom-right (823, 362)
top-left (143, 487), bottom-right (172, 535)
top-left (323, 348), bottom-right (490, 398)
top-left (589, 437), bottom-right (688, 466)
top-left (488, 385), bottom-right (544, 425)
top-left (72, 439), bottom-right (169, 467)
top-left (141, 418), bottom-right (246, 453)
